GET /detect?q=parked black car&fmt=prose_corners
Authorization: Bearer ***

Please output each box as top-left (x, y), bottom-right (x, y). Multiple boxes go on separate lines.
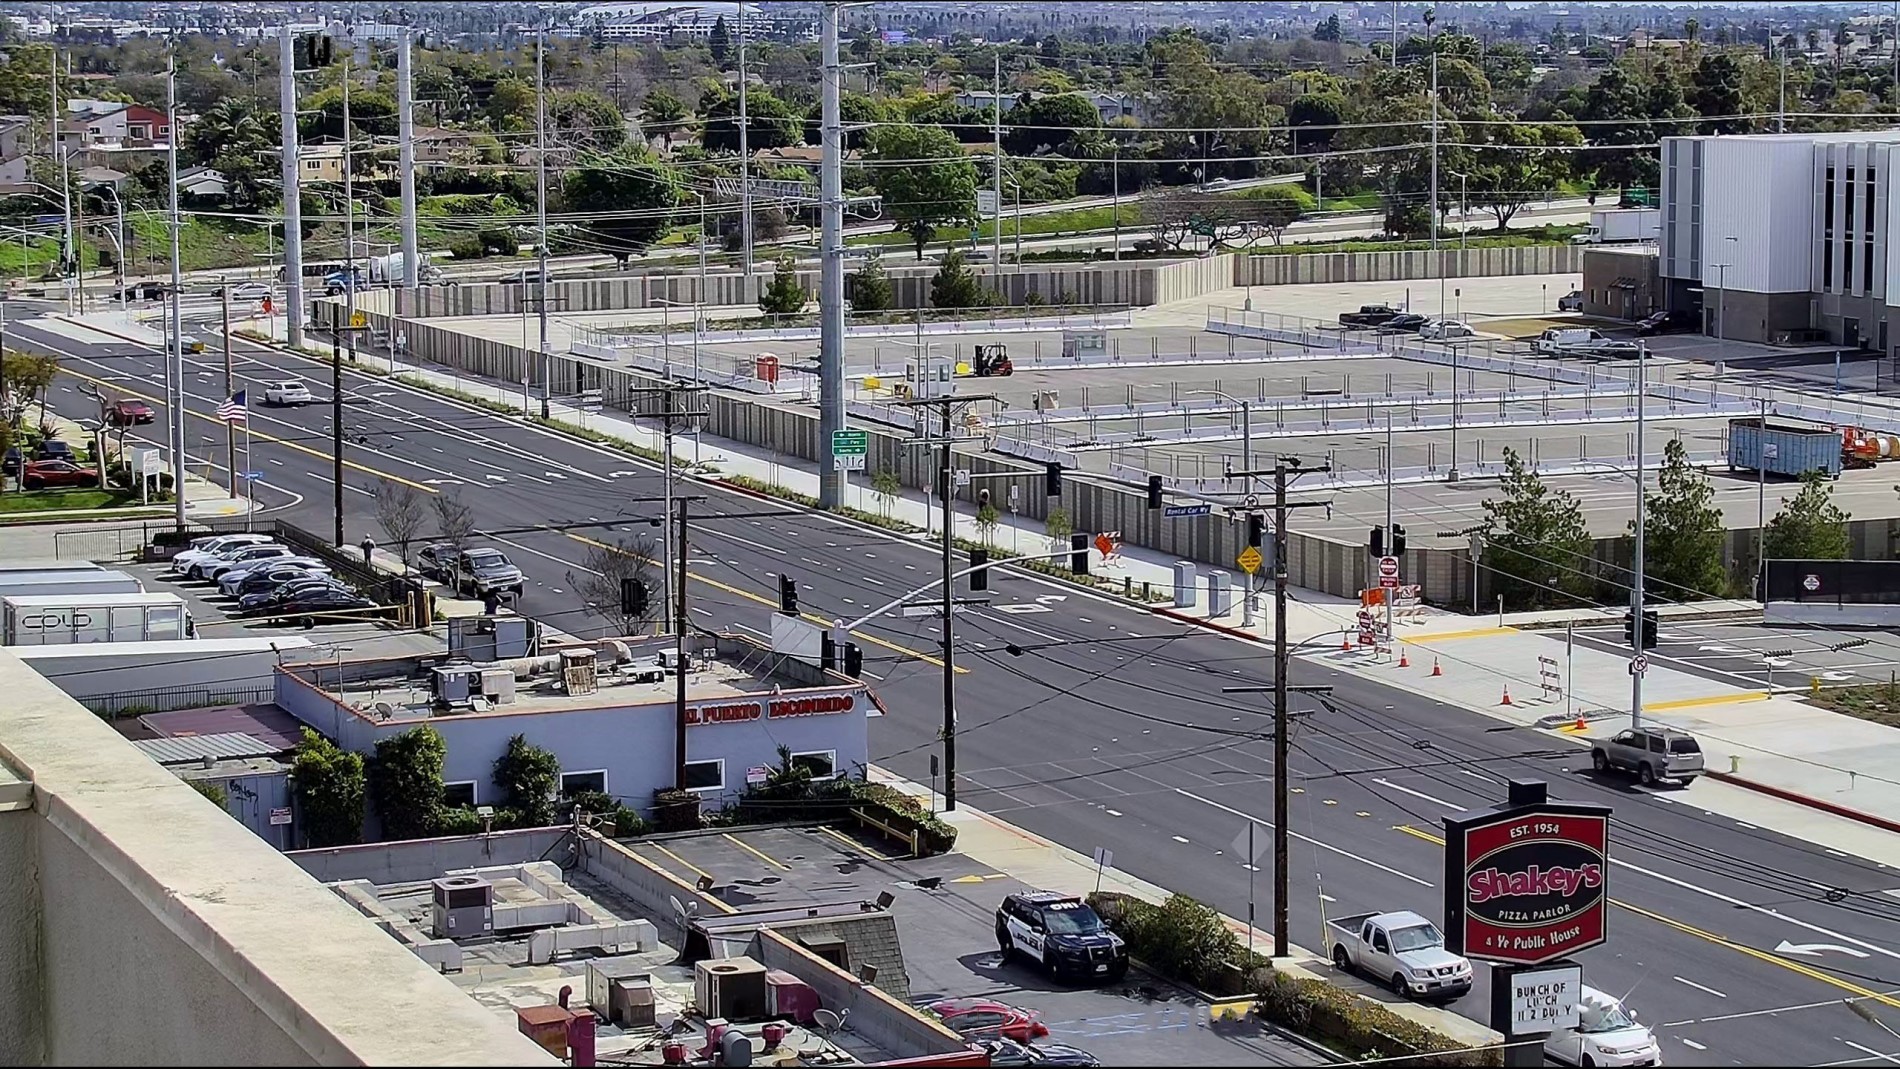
top-left (417, 543), bottom-right (463, 581)
top-left (236, 576), bottom-right (354, 615)
top-left (1338, 304), bottom-right (1402, 328)
top-left (31, 439), bottom-right (76, 462)
top-left (980, 1039), bottom-right (1102, 1067)
top-left (1636, 309), bottom-right (1697, 336)
top-left (232, 567), bottom-right (344, 600)
top-left (2, 447), bottom-right (19, 479)
top-left (241, 587), bottom-right (376, 624)
top-left (1382, 313), bottom-right (1429, 333)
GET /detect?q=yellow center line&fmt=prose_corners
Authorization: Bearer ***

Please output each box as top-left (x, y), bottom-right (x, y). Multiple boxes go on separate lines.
top-left (722, 832), bottom-right (791, 871)
top-left (564, 532), bottom-right (965, 672)
top-left (1389, 825), bottom-right (1900, 1010)
top-left (644, 841), bottom-right (714, 882)
top-left (58, 366), bottom-right (439, 494)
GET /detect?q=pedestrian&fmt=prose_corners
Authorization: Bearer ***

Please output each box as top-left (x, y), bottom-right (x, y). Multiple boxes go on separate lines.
top-left (395, 329), bottom-right (406, 356)
top-left (360, 535), bottom-right (376, 566)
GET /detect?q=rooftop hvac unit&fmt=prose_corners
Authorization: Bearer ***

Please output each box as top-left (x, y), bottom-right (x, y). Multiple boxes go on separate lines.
top-left (431, 875), bottom-right (494, 939)
top-left (586, 958), bottom-right (656, 1028)
top-left (764, 970), bottom-right (819, 1025)
top-left (433, 665), bottom-right (483, 704)
top-left (696, 956), bottom-right (768, 1022)
top-left (480, 668), bottom-right (517, 704)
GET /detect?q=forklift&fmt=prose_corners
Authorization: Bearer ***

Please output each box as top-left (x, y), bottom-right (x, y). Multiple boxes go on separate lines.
top-left (971, 343), bottom-right (1014, 377)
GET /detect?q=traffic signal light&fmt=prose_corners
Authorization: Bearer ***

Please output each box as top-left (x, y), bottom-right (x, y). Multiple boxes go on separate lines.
top-left (778, 574), bottom-right (798, 615)
top-left (620, 577), bottom-right (649, 618)
top-left (1070, 532), bottom-right (1089, 575)
top-left (1623, 609), bottom-right (1658, 649)
top-left (842, 641), bottom-right (864, 679)
top-left (1392, 524), bottom-right (1407, 556)
top-left (1146, 475), bottom-right (1163, 510)
top-left (969, 547), bottom-right (989, 591)
top-left (1045, 462), bottom-right (1062, 497)
top-left (1369, 525), bottom-right (1385, 558)
top-left (1247, 513), bottom-right (1266, 548)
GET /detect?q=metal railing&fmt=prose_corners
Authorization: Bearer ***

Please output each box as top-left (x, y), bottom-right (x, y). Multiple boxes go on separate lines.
top-left (81, 682), bottom-right (277, 720)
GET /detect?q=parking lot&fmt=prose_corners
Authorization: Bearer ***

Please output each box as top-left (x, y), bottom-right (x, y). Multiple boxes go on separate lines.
top-left (625, 825), bottom-right (1325, 1067)
top-left (124, 559), bottom-right (438, 657)
top-left (1561, 617), bottom-right (1900, 690)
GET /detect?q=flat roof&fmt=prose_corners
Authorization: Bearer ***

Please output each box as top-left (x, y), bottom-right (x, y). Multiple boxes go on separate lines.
top-left (328, 654), bottom-right (779, 722)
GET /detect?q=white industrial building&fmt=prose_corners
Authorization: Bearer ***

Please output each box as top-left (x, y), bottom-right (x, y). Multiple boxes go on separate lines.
top-left (1659, 129), bottom-right (1900, 352)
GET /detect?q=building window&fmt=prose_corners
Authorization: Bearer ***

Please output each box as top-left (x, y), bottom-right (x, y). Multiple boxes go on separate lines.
top-left (560, 770), bottom-right (607, 796)
top-left (790, 750), bottom-right (837, 780)
top-left (682, 759), bottom-right (724, 792)
top-left (1846, 165), bottom-right (1858, 291)
top-left (442, 781), bottom-right (477, 807)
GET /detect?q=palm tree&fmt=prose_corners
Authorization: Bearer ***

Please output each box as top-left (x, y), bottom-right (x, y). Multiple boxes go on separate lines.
top-left (186, 98), bottom-right (266, 169)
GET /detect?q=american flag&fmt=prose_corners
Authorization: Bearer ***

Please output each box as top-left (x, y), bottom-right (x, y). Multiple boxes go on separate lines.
top-left (216, 390), bottom-right (248, 424)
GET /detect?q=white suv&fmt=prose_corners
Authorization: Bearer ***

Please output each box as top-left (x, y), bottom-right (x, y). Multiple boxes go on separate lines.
top-left (264, 380), bottom-right (313, 406)
top-left (1420, 318), bottom-right (1475, 341)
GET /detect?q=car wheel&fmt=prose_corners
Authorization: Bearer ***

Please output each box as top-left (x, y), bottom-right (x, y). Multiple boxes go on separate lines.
top-left (22, 478), bottom-right (41, 490)
top-left (1591, 750), bottom-right (1608, 773)
top-left (1639, 763), bottom-right (1657, 786)
top-left (1581, 1057), bottom-right (1595, 1068)
top-left (1390, 973), bottom-right (1409, 996)
top-left (996, 926), bottom-right (1012, 960)
top-left (1104, 963), bottom-right (1127, 983)
top-left (1332, 945), bottom-right (1350, 971)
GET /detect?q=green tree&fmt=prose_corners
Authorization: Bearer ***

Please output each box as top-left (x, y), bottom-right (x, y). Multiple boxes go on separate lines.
top-left (1314, 14), bottom-right (1345, 42)
top-left (291, 727), bottom-right (366, 848)
top-left (974, 501), bottom-right (1000, 545)
top-left (561, 146), bottom-right (681, 267)
top-left (0, 42), bottom-right (53, 117)
top-left (493, 734), bottom-right (560, 828)
top-left (1287, 92), bottom-right (1346, 151)
top-left (189, 779), bottom-right (230, 810)
top-left (701, 87), bottom-right (801, 150)
top-left (849, 248), bottom-right (893, 311)
top-left (1003, 93), bottom-right (1100, 156)
top-left (759, 255), bottom-right (809, 315)
top-left (870, 467), bottom-right (902, 516)
top-left (930, 249), bottom-right (983, 309)
top-left (1636, 438), bottom-right (1728, 599)
top-left (1045, 505), bottom-right (1074, 551)
top-left (1690, 53), bottom-right (1750, 134)
top-left (709, 15), bottom-right (733, 65)
top-left (487, 76), bottom-right (537, 131)
top-left (1242, 185), bottom-right (1306, 245)
top-left (1763, 472), bottom-right (1851, 560)
top-left (642, 86), bottom-right (688, 128)
top-left (371, 725), bottom-right (448, 840)
top-left (1467, 122), bottom-right (1583, 228)
top-left (1481, 447), bottom-right (1596, 609)
top-left (184, 98), bottom-right (269, 169)
top-left (868, 123), bottom-right (979, 260)
top-left (553, 89), bottom-right (628, 151)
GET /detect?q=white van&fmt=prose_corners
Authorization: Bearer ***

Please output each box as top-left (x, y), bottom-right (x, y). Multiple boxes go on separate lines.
top-left (1534, 327), bottom-right (1607, 355)
top-left (1543, 985), bottom-right (1662, 1066)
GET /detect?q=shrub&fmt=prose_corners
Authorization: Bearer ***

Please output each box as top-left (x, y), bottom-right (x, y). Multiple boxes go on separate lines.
top-left (849, 249), bottom-right (894, 311)
top-left (567, 788), bottom-right (654, 837)
top-left (478, 227), bottom-right (520, 255)
top-left (447, 236), bottom-right (485, 261)
top-left (1089, 891), bottom-right (1265, 993)
top-left (930, 250), bottom-right (983, 309)
top-left (290, 727), bottom-right (366, 847)
top-left (189, 779), bottom-right (229, 809)
top-left (371, 725), bottom-right (447, 840)
top-left (652, 787), bottom-right (703, 831)
top-left (492, 734), bottom-right (560, 827)
top-left (759, 255), bottom-right (809, 315)
top-left (1256, 972), bottom-right (1500, 1066)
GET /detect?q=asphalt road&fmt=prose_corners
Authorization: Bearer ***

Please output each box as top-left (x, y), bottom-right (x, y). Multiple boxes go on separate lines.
top-left (17, 312), bottom-right (1900, 1067)
top-left (1567, 619), bottom-right (1900, 691)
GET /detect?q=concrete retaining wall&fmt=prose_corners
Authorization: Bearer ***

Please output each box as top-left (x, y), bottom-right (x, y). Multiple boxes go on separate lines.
top-left (751, 928), bottom-right (968, 1057)
top-left (287, 827), bottom-right (573, 885)
top-left (1236, 243), bottom-right (1582, 286)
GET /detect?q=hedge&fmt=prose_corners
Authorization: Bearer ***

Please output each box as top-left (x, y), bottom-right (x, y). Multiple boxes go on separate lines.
top-left (1090, 890), bottom-right (1496, 1065)
top-left (725, 777), bottom-right (957, 856)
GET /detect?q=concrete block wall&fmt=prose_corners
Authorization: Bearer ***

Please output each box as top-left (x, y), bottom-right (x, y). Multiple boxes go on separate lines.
top-left (287, 827), bottom-right (572, 884)
top-left (750, 928), bottom-right (968, 1058)
top-left (577, 830), bottom-right (734, 922)
top-left (1236, 244), bottom-right (1582, 286)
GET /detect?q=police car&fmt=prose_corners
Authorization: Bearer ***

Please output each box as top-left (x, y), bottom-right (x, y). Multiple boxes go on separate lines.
top-left (995, 891), bottom-right (1128, 982)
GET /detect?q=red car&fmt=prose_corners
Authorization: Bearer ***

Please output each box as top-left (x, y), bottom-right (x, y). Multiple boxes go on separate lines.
top-left (22, 460), bottom-right (100, 490)
top-left (924, 998), bottom-right (1049, 1043)
top-left (107, 398), bottom-right (155, 426)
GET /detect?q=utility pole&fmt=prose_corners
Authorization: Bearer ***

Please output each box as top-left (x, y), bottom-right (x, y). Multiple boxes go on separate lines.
top-left (280, 28), bottom-right (306, 348)
top-left (1225, 458), bottom-right (1331, 959)
top-left (398, 27), bottom-right (419, 320)
top-left (1431, 50), bottom-right (1443, 321)
top-left (674, 494), bottom-right (690, 789)
top-left (1111, 142), bottom-right (1120, 261)
top-left (223, 288), bottom-right (236, 499)
top-left (535, 27), bottom-right (551, 418)
top-left (343, 52), bottom-right (357, 372)
top-left (166, 59), bottom-right (186, 532)
top-left (992, 54), bottom-right (1004, 274)
top-left (1631, 340), bottom-right (1648, 729)
top-left (51, 47), bottom-right (76, 315)
top-left (899, 391), bottom-right (999, 812)
top-left (738, 1), bottom-right (753, 289)
top-left (332, 329), bottom-right (345, 545)
top-left (817, 1), bottom-right (846, 508)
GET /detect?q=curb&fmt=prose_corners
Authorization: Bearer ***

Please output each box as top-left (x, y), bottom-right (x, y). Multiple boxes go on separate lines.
top-left (1703, 770), bottom-right (1900, 836)
top-left (1148, 603), bottom-right (1272, 645)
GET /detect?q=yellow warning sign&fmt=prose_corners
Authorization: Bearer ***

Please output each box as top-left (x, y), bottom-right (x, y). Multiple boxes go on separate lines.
top-left (1237, 546), bottom-right (1262, 574)
top-left (349, 311), bottom-right (367, 328)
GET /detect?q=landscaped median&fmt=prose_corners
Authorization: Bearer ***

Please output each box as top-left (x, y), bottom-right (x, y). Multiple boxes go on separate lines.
top-left (0, 487), bottom-right (166, 524)
top-left (1089, 891), bottom-right (1500, 1066)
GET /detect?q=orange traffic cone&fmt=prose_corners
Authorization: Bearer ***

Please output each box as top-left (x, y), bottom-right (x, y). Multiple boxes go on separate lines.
top-left (1341, 633), bottom-right (1353, 651)
top-left (1398, 648), bottom-right (1411, 668)
top-left (1430, 657), bottom-right (1443, 677)
top-left (1574, 715), bottom-right (1587, 732)
top-left (1500, 686), bottom-right (1515, 707)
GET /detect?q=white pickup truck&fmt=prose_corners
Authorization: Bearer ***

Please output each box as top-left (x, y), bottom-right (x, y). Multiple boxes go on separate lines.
top-left (1324, 910), bottom-right (1473, 1000)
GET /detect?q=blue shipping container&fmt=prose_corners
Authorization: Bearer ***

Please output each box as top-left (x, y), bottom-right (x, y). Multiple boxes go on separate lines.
top-left (1729, 418), bottom-right (1841, 477)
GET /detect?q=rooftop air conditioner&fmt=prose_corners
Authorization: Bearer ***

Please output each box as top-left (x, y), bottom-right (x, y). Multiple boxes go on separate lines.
top-left (433, 665), bottom-right (483, 704)
top-left (695, 956), bottom-right (768, 1022)
top-left (431, 876), bottom-right (494, 939)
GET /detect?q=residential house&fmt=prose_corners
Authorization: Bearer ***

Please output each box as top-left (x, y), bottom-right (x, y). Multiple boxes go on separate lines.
top-left (295, 144), bottom-right (347, 183)
top-left (0, 115), bottom-right (28, 188)
top-left (411, 125), bottom-right (479, 168)
top-left (176, 166), bottom-right (228, 199)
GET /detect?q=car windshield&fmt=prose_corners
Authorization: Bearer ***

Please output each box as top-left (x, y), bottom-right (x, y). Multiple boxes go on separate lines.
top-left (1391, 923), bottom-right (1444, 952)
top-left (1041, 902), bottom-right (1104, 935)
top-left (1579, 1002), bottom-right (1637, 1033)
top-left (1669, 737), bottom-right (1701, 754)
top-left (466, 552), bottom-right (509, 572)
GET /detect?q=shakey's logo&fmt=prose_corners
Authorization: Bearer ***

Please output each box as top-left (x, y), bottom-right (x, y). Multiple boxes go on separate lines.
top-left (1467, 862), bottom-right (1603, 904)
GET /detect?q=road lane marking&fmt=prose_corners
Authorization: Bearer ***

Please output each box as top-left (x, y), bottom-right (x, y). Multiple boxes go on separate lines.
top-left (563, 532), bottom-right (964, 672)
top-left (1680, 1039), bottom-right (1706, 1051)
top-left (1673, 976), bottom-right (1727, 998)
top-left (56, 365), bottom-right (439, 493)
top-left (1840, 1040), bottom-right (1900, 1065)
top-left (698, 526), bottom-right (785, 554)
top-left (1371, 777), bottom-right (1468, 811)
top-left (1396, 823), bottom-right (1900, 1010)
top-left (1176, 789), bottom-right (1432, 887)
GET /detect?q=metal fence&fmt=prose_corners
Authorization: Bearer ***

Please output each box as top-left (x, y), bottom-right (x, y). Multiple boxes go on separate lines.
top-left (81, 682), bottom-right (278, 720)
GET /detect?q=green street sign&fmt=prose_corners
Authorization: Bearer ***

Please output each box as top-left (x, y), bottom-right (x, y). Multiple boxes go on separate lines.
top-left (831, 429), bottom-right (869, 456)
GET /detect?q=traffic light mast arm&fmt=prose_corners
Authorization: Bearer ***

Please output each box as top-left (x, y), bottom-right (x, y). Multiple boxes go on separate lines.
top-left (839, 547), bottom-right (1074, 631)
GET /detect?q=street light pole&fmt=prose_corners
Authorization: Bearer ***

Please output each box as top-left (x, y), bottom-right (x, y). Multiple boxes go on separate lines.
top-left (1631, 339), bottom-right (1648, 729)
top-left (165, 59), bottom-right (186, 533)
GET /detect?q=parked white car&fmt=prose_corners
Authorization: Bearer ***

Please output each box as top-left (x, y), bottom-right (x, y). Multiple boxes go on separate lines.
top-left (1419, 318), bottom-right (1475, 341)
top-left (263, 380), bottom-right (314, 406)
top-left (1543, 986), bottom-right (1662, 1067)
top-left (227, 281), bottom-right (271, 302)
top-left (218, 557), bottom-right (332, 596)
top-left (194, 542), bottom-right (292, 581)
top-left (1557, 289), bottom-right (1585, 312)
top-left (170, 533), bottom-right (276, 574)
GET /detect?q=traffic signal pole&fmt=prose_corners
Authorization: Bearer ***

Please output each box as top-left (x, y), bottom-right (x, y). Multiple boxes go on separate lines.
top-left (1631, 340), bottom-right (1648, 728)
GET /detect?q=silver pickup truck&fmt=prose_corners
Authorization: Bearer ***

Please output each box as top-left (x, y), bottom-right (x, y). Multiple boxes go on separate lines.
top-left (1324, 910), bottom-right (1473, 1000)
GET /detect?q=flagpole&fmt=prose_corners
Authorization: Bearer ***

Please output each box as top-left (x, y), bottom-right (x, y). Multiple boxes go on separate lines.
top-left (244, 420), bottom-right (253, 531)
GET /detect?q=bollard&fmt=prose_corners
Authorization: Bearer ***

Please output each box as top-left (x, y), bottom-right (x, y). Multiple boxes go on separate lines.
top-left (1729, 755), bottom-right (1741, 774)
